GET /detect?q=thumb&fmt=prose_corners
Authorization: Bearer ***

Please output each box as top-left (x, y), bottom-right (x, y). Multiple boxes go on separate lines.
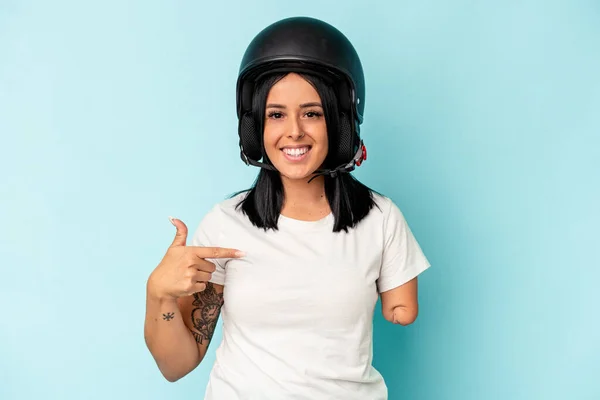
top-left (168, 216), bottom-right (188, 247)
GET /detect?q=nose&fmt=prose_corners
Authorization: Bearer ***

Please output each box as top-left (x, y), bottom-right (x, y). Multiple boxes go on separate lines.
top-left (287, 116), bottom-right (305, 140)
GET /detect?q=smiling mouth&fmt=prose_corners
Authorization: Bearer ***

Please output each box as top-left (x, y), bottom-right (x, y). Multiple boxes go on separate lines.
top-left (281, 145), bottom-right (311, 161)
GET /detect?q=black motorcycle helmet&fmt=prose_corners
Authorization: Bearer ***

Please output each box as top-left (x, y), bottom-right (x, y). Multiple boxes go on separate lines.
top-left (236, 16), bottom-right (367, 178)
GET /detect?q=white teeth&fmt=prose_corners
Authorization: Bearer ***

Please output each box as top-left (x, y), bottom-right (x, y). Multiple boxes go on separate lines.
top-left (283, 147), bottom-right (309, 156)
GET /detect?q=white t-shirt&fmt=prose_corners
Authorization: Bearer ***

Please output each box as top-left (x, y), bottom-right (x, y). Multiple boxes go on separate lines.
top-left (191, 191), bottom-right (431, 400)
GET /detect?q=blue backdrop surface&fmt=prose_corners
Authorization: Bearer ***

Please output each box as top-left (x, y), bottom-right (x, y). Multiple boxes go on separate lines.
top-left (1, 1), bottom-right (599, 399)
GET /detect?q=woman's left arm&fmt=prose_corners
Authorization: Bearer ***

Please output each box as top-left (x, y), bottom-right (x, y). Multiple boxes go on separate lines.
top-left (379, 277), bottom-right (419, 326)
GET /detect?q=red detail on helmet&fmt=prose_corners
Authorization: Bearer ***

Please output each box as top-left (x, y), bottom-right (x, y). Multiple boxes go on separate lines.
top-left (356, 144), bottom-right (367, 167)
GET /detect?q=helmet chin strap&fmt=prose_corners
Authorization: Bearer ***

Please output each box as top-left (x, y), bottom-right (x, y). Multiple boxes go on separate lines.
top-left (240, 149), bottom-right (279, 171)
top-left (240, 140), bottom-right (365, 183)
top-left (307, 142), bottom-right (365, 183)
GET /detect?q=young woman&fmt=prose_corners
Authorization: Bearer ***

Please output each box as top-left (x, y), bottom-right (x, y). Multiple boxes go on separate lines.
top-left (144, 16), bottom-right (431, 400)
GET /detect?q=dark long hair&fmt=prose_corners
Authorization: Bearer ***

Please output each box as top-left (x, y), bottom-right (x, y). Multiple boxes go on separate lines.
top-left (233, 72), bottom-right (377, 233)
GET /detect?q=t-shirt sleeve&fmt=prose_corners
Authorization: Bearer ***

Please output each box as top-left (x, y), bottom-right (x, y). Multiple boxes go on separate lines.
top-left (189, 205), bottom-right (226, 285)
top-left (376, 198), bottom-right (431, 293)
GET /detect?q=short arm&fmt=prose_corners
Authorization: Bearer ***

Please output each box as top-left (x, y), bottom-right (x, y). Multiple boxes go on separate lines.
top-left (380, 277), bottom-right (419, 326)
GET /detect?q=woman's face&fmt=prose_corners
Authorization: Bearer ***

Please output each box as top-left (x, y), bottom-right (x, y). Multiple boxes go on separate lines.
top-left (263, 73), bottom-right (328, 181)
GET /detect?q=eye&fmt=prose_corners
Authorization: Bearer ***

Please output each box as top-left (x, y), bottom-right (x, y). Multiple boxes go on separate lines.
top-left (267, 111), bottom-right (284, 119)
top-left (306, 111), bottom-right (323, 118)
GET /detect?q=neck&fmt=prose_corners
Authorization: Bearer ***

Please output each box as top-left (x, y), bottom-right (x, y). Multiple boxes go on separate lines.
top-left (280, 174), bottom-right (330, 219)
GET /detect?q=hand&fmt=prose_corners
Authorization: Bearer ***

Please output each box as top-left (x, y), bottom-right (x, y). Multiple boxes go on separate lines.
top-left (147, 216), bottom-right (244, 300)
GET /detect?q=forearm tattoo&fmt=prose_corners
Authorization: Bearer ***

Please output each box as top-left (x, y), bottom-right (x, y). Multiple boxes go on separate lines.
top-left (191, 283), bottom-right (224, 345)
top-left (162, 312), bottom-right (175, 321)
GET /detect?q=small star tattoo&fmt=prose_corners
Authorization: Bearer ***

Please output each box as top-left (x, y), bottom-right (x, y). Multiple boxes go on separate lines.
top-left (162, 312), bottom-right (175, 321)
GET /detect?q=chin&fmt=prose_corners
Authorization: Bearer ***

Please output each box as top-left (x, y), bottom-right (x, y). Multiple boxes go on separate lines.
top-left (267, 149), bottom-right (326, 181)
top-left (276, 166), bottom-right (318, 181)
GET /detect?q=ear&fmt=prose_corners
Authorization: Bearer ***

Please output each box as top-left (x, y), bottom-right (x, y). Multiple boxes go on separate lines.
top-left (239, 111), bottom-right (263, 161)
top-left (333, 111), bottom-right (355, 162)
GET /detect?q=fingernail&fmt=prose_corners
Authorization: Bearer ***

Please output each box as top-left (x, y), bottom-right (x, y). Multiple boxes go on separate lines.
top-left (168, 216), bottom-right (176, 226)
top-left (235, 251), bottom-right (246, 257)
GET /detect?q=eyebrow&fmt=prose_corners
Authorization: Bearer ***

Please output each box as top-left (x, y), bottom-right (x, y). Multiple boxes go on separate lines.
top-left (266, 102), bottom-right (323, 109)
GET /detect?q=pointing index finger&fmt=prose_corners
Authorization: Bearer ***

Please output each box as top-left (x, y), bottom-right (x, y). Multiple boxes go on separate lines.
top-left (191, 247), bottom-right (245, 259)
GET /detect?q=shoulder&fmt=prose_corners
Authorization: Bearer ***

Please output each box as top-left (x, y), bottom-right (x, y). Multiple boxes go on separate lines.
top-left (200, 191), bottom-right (250, 225)
top-left (371, 192), bottom-right (392, 210)
top-left (192, 191), bottom-right (250, 242)
top-left (365, 191), bottom-right (410, 231)
top-left (369, 192), bottom-right (400, 219)
top-left (214, 191), bottom-right (249, 215)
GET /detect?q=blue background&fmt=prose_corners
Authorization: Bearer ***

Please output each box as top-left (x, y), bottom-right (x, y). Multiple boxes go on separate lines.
top-left (1, 1), bottom-right (599, 399)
